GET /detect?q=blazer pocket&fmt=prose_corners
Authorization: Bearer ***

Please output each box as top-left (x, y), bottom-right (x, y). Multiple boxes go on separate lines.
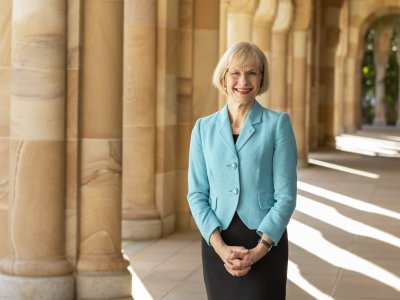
top-left (209, 196), bottom-right (217, 211)
top-left (257, 192), bottom-right (275, 210)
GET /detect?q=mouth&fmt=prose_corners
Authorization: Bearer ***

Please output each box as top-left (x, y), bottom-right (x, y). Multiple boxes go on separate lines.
top-left (234, 88), bottom-right (252, 94)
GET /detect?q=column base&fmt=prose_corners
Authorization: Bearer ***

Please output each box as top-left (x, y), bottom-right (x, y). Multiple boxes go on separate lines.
top-left (122, 214), bottom-right (176, 240)
top-left (373, 117), bottom-right (386, 126)
top-left (76, 270), bottom-right (132, 300)
top-left (122, 218), bottom-right (162, 240)
top-left (0, 273), bottom-right (74, 300)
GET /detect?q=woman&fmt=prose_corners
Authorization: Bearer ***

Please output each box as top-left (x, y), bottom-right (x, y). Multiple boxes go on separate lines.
top-left (187, 42), bottom-right (297, 299)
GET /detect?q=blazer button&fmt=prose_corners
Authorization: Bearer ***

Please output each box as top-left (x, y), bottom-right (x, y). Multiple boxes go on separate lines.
top-left (231, 162), bottom-right (238, 169)
top-left (233, 188), bottom-right (239, 195)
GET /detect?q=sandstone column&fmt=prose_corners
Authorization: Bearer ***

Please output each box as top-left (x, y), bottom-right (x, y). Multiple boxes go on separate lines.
top-left (0, 1), bottom-right (73, 299)
top-left (156, 0), bottom-right (179, 237)
top-left (122, 0), bottom-right (160, 240)
top-left (0, 0), bottom-right (11, 262)
top-left (269, 0), bottom-right (293, 112)
top-left (176, 0), bottom-right (194, 230)
top-left (65, 0), bottom-right (82, 268)
top-left (333, 0), bottom-right (349, 137)
top-left (291, 0), bottom-right (312, 167)
top-left (76, 0), bottom-right (131, 299)
top-left (218, 0), bottom-right (230, 108)
top-left (373, 24), bottom-right (392, 126)
top-left (252, 0), bottom-right (278, 106)
top-left (226, 0), bottom-right (258, 47)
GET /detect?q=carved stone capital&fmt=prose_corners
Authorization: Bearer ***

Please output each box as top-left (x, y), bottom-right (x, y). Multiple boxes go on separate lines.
top-left (292, 0), bottom-right (312, 31)
top-left (254, 0), bottom-right (278, 23)
top-left (227, 0), bottom-right (259, 14)
top-left (272, 0), bottom-right (293, 32)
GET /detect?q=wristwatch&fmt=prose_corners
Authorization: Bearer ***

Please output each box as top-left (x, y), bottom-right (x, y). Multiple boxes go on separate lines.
top-left (258, 238), bottom-right (273, 251)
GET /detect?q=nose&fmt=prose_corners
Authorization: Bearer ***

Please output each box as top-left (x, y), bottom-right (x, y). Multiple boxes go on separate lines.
top-left (238, 73), bottom-right (248, 83)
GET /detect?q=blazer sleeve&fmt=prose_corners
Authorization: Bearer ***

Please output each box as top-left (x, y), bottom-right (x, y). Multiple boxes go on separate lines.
top-left (187, 119), bottom-right (221, 245)
top-left (257, 113), bottom-right (297, 245)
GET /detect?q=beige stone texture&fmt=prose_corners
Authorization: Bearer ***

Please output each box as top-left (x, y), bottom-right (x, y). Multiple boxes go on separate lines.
top-left (0, 69), bottom-right (10, 136)
top-left (0, 273), bottom-right (74, 300)
top-left (76, 270), bottom-right (132, 300)
top-left (0, 138), bottom-right (8, 259)
top-left (253, 0), bottom-right (278, 62)
top-left (123, 27), bottom-right (156, 126)
top-left (0, 0), bottom-right (11, 68)
top-left (1, 140), bottom-right (71, 276)
top-left (81, 0), bottom-right (123, 139)
top-left (156, 125), bottom-right (177, 173)
top-left (292, 0), bottom-right (312, 30)
top-left (123, 219), bottom-right (162, 240)
top-left (193, 30), bottom-right (219, 119)
top-left (66, 70), bottom-right (79, 139)
top-left (270, 31), bottom-right (289, 112)
top-left (227, 13), bottom-right (254, 46)
top-left (122, 0), bottom-right (159, 233)
top-left (65, 139), bottom-right (78, 266)
top-left (157, 75), bottom-right (178, 126)
top-left (123, 126), bottom-right (156, 212)
top-left (67, 0), bottom-right (80, 70)
top-left (11, 95), bottom-right (65, 141)
top-left (156, 171), bottom-right (177, 217)
top-left (79, 138), bottom-right (128, 272)
top-left (125, 0), bottom-right (156, 25)
top-left (162, 213), bottom-right (176, 236)
top-left (158, 0), bottom-right (179, 28)
top-left (194, 0), bottom-right (219, 29)
top-left (178, 29), bottom-right (193, 78)
top-left (157, 28), bottom-right (178, 75)
top-left (272, 0), bottom-right (293, 32)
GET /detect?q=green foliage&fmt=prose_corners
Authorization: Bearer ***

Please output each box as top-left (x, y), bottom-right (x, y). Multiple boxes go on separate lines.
top-left (383, 31), bottom-right (399, 125)
top-left (361, 21), bottom-right (399, 126)
top-left (361, 29), bottom-right (376, 124)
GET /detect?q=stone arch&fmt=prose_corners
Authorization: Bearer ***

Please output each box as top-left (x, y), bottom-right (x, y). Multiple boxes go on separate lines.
top-left (354, 6), bottom-right (400, 129)
top-left (334, 2), bottom-right (400, 133)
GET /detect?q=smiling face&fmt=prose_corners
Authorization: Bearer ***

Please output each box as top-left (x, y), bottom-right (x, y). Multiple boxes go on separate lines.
top-left (224, 64), bottom-right (262, 106)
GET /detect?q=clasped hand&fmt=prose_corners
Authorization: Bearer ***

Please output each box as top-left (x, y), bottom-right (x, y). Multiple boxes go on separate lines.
top-left (218, 244), bottom-right (268, 277)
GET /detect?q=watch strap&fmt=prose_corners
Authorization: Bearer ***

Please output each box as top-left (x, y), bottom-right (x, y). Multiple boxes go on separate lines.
top-left (258, 238), bottom-right (273, 250)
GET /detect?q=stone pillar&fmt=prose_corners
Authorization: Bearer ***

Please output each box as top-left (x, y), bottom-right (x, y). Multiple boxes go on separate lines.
top-left (373, 24), bottom-right (393, 126)
top-left (65, 0), bottom-right (82, 268)
top-left (270, 0), bottom-right (293, 112)
top-left (395, 27), bottom-right (400, 127)
top-left (252, 0), bottom-right (278, 106)
top-left (218, 0), bottom-right (230, 108)
top-left (176, 0), bottom-right (193, 230)
top-left (0, 0), bottom-right (11, 262)
top-left (291, 0), bottom-right (312, 167)
top-left (226, 0), bottom-right (258, 47)
top-left (193, 0), bottom-right (219, 121)
top-left (122, 0), bottom-right (160, 240)
top-left (156, 0), bottom-right (179, 237)
top-left (76, 0), bottom-right (131, 299)
top-left (333, 0), bottom-right (348, 137)
top-left (0, 1), bottom-right (74, 299)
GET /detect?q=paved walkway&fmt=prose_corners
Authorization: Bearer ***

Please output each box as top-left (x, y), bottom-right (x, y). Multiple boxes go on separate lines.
top-left (123, 150), bottom-right (400, 300)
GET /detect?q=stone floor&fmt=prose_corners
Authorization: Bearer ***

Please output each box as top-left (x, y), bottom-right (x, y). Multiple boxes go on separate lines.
top-left (123, 149), bottom-right (400, 300)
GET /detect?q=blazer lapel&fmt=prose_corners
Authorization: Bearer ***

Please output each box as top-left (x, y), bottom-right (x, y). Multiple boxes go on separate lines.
top-left (235, 100), bottom-right (263, 152)
top-left (216, 105), bottom-right (237, 156)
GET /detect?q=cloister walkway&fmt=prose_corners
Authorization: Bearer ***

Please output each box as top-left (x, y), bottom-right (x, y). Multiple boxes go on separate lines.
top-left (123, 146), bottom-right (400, 300)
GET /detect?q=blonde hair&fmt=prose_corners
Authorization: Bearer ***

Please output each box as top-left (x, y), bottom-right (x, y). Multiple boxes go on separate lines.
top-left (212, 42), bottom-right (269, 96)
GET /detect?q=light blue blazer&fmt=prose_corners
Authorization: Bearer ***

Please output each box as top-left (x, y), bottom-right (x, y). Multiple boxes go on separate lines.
top-left (187, 100), bottom-right (297, 246)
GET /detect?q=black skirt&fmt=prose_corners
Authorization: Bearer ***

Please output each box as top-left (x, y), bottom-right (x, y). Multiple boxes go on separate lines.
top-left (202, 213), bottom-right (288, 300)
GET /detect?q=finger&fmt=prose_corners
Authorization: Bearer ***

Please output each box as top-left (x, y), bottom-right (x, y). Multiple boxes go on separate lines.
top-left (230, 246), bottom-right (249, 253)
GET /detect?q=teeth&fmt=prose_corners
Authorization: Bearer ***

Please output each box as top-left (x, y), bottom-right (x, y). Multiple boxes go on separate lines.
top-left (236, 88), bottom-right (251, 92)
